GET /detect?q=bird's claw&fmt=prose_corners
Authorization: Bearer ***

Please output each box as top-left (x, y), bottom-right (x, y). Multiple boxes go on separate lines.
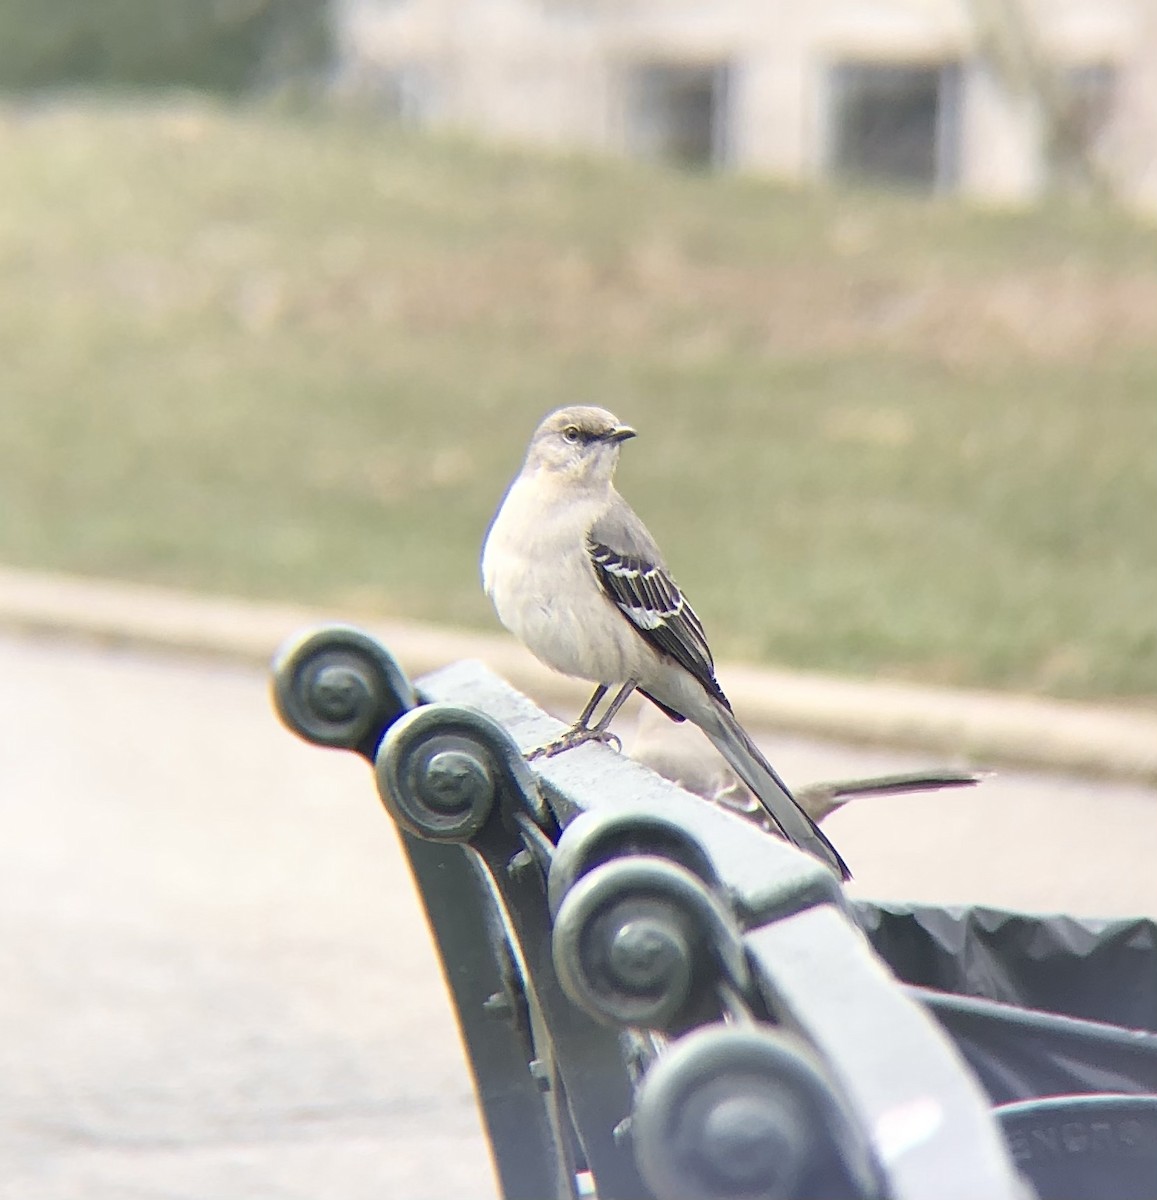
top-left (526, 726), bottom-right (622, 761)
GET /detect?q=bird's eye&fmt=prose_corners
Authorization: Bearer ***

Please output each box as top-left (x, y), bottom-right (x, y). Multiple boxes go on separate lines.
top-left (562, 425), bottom-right (581, 444)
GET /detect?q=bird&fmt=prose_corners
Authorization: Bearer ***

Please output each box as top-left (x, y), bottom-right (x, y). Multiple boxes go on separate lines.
top-left (627, 702), bottom-right (983, 827)
top-left (481, 405), bottom-right (852, 881)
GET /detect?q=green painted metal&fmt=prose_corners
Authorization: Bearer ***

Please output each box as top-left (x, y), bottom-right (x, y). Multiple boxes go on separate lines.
top-left (272, 625), bottom-right (1152, 1200)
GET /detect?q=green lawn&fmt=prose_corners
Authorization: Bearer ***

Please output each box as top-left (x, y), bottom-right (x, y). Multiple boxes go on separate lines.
top-left (2, 98), bottom-right (1156, 701)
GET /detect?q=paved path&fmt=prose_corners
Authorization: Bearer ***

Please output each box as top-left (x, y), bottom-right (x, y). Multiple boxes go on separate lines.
top-left (2, 632), bottom-right (1155, 1199)
top-left (0, 633), bottom-right (496, 1200)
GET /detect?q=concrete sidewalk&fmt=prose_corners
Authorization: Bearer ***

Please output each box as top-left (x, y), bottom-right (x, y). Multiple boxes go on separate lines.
top-left (0, 632), bottom-right (497, 1200)
top-left (1, 565), bottom-right (1155, 784)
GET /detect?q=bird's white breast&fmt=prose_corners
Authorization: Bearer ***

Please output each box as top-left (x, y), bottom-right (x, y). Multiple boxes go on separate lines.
top-left (482, 472), bottom-right (647, 685)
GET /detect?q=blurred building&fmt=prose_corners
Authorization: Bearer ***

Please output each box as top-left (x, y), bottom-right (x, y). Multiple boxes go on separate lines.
top-left (335, 0), bottom-right (1157, 210)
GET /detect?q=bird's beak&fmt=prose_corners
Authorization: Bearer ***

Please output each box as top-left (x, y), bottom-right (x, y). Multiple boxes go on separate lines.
top-left (608, 424), bottom-right (637, 443)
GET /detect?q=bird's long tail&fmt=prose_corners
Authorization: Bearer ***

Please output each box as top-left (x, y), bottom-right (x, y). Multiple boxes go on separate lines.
top-left (700, 704), bottom-right (853, 882)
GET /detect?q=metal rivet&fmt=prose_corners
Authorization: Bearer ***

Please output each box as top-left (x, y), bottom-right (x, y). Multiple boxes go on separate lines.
top-left (608, 917), bottom-right (688, 994)
top-left (422, 749), bottom-right (492, 813)
top-left (310, 664), bottom-right (363, 722)
top-left (483, 991), bottom-right (514, 1021)
top-left (529, 1059), bottom-right (552, 1092)
top-left (700, 1093), bottom-right (795, 1187)
top-left (508, 848), bottom-right (534, 876)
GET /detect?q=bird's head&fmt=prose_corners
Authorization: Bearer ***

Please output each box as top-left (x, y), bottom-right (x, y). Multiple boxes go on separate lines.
top-left (523, 406), bottom-right (637, 485)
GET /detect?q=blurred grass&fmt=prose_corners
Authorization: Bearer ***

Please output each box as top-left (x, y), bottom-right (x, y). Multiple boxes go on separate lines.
top-left (1, 98), bottom-right (1155, 701)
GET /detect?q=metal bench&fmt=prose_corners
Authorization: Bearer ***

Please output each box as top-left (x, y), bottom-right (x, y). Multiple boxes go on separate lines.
top-left (272, 624), bottom-right (1157, 1200)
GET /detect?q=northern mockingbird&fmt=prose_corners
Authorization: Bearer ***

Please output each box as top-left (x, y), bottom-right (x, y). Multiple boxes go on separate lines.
top-left (482, 405), bottom-right (852, 881)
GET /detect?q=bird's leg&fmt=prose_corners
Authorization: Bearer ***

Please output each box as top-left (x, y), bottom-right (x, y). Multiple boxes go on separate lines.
top-left (574, 684), bottom-right (609, 730)
top-left (527, 685), bottom-right (607, 759)
top-left (586, 680), bottom-right (637, 748)
top-left (528, 682), bottom-right (637, 760)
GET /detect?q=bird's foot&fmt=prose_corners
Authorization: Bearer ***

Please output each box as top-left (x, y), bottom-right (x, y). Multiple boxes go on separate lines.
top-left (527, 726), bottom-right (622, 760)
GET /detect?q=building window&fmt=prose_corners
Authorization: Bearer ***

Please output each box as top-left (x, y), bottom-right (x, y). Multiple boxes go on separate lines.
top-left (353, 62), bottom-right (436, 123)
top-left (624, 61), bottom-right (732, 170)
top-left (540, 0), bottom-right (594, 15)
top-left (1050, 62), bottom-right (1117, 191)
top-left (827, 61), bottom-right (962, 191)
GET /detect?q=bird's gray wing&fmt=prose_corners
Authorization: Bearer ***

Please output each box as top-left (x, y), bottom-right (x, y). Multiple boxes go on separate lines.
top-left (589, 499), bottom-right (852, 881)
top-left (587, 501), bottom-right (730, 710)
